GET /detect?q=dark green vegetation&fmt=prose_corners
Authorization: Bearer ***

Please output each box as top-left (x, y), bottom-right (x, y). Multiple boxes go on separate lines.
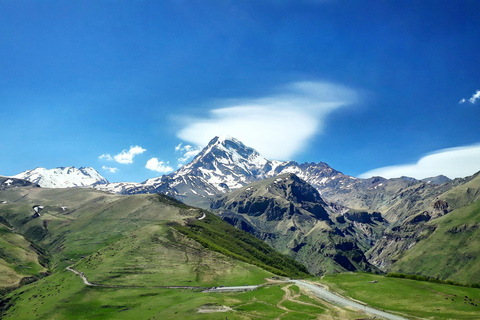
top-left (386, 273), bottom-right (480, 288)
top-left (317, 273), bottom-right (480, 319)
top-left (171, 210), bottom-right (309, 277)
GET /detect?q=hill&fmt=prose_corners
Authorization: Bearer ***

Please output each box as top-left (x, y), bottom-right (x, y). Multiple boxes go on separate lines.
top-left (0, 185), bottom-right (309, 318)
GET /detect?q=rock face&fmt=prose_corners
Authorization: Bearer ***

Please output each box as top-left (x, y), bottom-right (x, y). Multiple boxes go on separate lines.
top-left (366, 172), bottom-right (480, 272)
top-left (0, 176), bottom-right (39, 190)
top-left (211, 173), bottom-right (386, 275)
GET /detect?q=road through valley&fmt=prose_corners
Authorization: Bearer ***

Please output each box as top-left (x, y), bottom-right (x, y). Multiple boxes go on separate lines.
top-left (293, 280), bottom-right (409, 320)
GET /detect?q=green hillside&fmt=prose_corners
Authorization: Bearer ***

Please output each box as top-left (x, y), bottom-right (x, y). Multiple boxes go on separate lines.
top-left (171, 211), bottom-right (309, 278)
top-left (0, 186), bottom-right (311, 319)
top-left (0, 223), bottom-right (48, 294)
top-left (390, 199), bottom-right (480, 284)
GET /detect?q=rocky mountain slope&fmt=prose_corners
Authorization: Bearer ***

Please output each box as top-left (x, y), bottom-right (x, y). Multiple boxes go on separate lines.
top-left (0, 176), bottom-right (38, 191)
top-left (12, 167), bottom-right (108, 188)
top-left (210, 173), bottom-right (386, 275)
top-left (366, 172), bottom-right (480, 282)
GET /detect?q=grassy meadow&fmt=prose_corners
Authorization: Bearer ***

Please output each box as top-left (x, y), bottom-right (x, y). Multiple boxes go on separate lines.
top-left (316, 273), bottom-right (480, 319)
top-left (2, 272), bottom-right (364, 320)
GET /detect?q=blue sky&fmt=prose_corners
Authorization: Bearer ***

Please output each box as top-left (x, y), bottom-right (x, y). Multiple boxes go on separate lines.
top-left (1, 0), bottom-right (479, 183)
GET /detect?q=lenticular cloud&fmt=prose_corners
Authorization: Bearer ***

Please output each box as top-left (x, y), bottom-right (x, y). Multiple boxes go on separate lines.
top-left (359, 143), bottom-right (480, 179)
top-left (176, 81), bottom-right (358, 160)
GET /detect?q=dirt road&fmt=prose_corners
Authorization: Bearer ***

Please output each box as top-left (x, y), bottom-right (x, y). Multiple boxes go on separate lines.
top-left (293, 280), bottom-right (409, 320)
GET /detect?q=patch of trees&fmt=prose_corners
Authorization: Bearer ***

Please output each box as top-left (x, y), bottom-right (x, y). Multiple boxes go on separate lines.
top-left (387, 273), bottom-right (480, 288)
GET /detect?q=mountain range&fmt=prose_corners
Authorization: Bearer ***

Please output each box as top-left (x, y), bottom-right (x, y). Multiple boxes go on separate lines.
top-left (7, 136), bottom-right (480, 280)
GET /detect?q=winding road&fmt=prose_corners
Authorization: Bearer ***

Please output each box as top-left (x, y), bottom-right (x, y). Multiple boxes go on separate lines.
top-left (293, 280), bottom-right (409, 320)
top-left (66, 267), bottom-right (409, 319)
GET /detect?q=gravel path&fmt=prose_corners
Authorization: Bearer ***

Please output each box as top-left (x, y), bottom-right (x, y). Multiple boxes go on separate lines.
top-left (293, 280), bottom-right (409, 320)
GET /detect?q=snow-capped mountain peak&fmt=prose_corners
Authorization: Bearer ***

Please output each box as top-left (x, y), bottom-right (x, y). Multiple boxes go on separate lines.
top-left (94, 136), bottom-right (352, 207)
top-left (12, 166), bottom-right (108, 188)
top-left (174, 136), bottom-right (270, 190)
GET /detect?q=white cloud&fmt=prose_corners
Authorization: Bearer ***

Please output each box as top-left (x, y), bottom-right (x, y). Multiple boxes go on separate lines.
top-left (102, 166), bottom-right (118, 173)
top-left (113, 145), bottom-right (146, 164)
top-left (459, 90), bottom-right (480, 104)
top-left (359, 143), bottom-right (480, 179)
top-left (175, 143), bottom-right (202, 163)
top-left (99, 154), bottom-right (113, 161)
top-left (469, 90), bottom-right (480, 104)
top-left (145, 158), bottom-right (174, 173)
top-left (176, 81), bottom-right (358, 160)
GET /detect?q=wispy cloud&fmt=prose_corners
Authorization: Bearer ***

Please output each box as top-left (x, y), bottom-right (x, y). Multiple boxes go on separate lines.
top-left (99, 154), bottom-right (113, 161)
top-left (175, 143), bottom-right (202, 164)
top-left (459, 89), bottom-right (480, 104)
top-left (176, 81), bottom-right (358, 160)
top-left (469, 90), bottom-right (480, 104)
top-left (359, 143), bottom-right (480, 179)
top-left (145, 158), bottom-right (174, 173)
top-left (102, 166), bottom-right (118, 173)
top-left (113, 146), bottom-right (146, 164)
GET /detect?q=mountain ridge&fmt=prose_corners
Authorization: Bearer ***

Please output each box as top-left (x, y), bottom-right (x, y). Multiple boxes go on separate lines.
top-left (12, 166), bottom-right (108, 188)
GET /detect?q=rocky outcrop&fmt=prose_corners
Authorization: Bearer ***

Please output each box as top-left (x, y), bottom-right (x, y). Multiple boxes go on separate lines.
top-left (211, 173), bottom-right (383, 275)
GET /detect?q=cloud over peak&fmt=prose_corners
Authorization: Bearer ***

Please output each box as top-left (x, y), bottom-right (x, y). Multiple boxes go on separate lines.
top-left (359, 143), bottom-right (480, 180)
top-left (145, 158), bottom-right (174, 173)
top-left (176, 81), bottom-right (358, 160)
top-left (102, 166), bottom-right (118, 173)
top-left (175, 143), bottom-right (202, 164)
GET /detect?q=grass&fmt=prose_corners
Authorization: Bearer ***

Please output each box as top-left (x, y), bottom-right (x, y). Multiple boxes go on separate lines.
top-left (74, 224), bottom-right (273, 287)
top-left (1, 273), bottom-right (355, 319)
top-left (0, 225), bottom-right (47, 290)
top-left (391, 199), bottom-right (480, 284)
top-left (316, 272), bottom-right (480, 319)
top-left (0, 187), bottom-right (319, 319)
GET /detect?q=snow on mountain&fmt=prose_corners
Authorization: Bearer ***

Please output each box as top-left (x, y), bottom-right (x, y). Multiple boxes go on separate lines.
top-left (95, 136), bottom-right (355, 206)
top-left (173, 136), bottom-right (270, 189)
top-left (93, 181), bottom-right (141, 194)
top-left (13, 166), bottom-right (109, 188)
top-left (93, 136), bottom-right (445, 220)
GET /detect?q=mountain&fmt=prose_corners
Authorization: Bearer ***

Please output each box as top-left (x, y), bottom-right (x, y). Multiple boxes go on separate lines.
top-left (12, 166), bottom-right (108, 188)
top-left (366, 171), bottom-right (480, 281)
top-left (210, 173), bottom-right (385, 275)
top-left (96, 136), bottom-right (459, 226)
top-left (421, 175), bottom-right (451, 185)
